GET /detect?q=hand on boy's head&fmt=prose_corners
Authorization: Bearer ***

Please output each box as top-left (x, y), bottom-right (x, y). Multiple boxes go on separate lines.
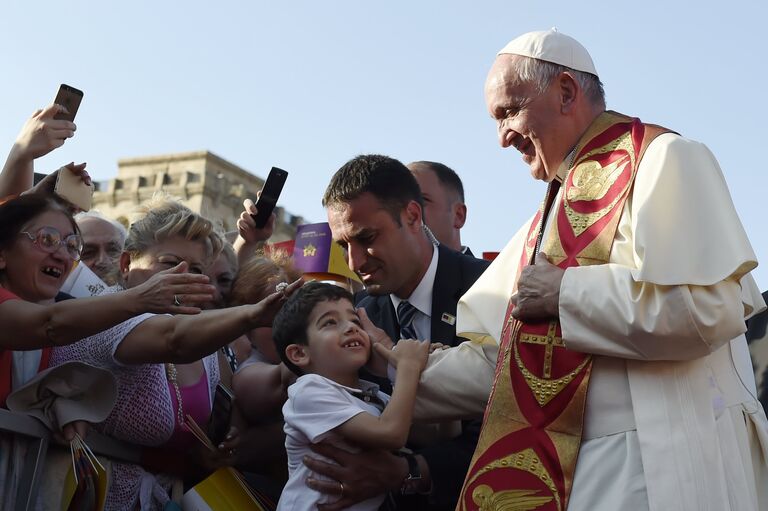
top-left (249, 277), bottom-right (303, 327)
top-left (372, 338), bottom-right (429, 371)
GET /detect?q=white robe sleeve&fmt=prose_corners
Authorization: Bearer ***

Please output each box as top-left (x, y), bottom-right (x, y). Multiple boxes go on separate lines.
top-left (559, 134), bottom-right (764, 361)
top-left (413, 218), bottom-right (535, 421)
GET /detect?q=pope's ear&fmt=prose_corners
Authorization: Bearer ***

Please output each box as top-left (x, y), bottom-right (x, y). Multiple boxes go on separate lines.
top-left (0, 250), bottom-right (6, 271)
top-left (559, 71), bottom-right (579, 113)
top-left (285, 344), bottom-right (310, 368)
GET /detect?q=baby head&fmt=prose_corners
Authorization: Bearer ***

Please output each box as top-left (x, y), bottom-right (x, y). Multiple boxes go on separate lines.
top-left (273, 282), bottom-right (371, 382)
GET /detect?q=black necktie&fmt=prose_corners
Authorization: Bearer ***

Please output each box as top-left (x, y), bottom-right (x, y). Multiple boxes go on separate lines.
top-left (397, 300), bottom-right (419, 341)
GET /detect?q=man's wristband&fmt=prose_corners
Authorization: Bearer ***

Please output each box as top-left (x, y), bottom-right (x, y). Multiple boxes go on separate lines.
top-left (396, 451), bottom-right (422, 495)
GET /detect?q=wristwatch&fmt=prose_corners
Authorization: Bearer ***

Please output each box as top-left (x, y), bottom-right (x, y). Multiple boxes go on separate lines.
top-left (397, 451), bottom-right (422, 495)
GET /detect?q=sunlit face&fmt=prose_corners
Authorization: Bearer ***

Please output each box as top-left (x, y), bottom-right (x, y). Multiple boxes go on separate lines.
top-left (122, 235), bottom-right (208, 290)
top-left (484, 55), bottom-right (570, 182)
top-left (0, 210), bottom-right (78, 303)
top-left (301, 298), bottom-right (371, 382)
top-left (78, 216), bottom-right (124, 286)
top-left (204, 251), bottom-right (236, 309)
top-left (327, 192), bottom-right (425, 298)
top-left (410, 166), bottom-right (461, 248)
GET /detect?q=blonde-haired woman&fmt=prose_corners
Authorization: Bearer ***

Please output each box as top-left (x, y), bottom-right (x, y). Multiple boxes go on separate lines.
top-left (52, 195), bottom-right (297, 510)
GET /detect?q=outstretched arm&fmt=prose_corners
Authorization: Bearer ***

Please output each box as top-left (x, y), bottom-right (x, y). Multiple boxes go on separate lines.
top-left (0, 105), bottom-right (76, 197)
top-left (114, 279), bottom-right (302, 364)
top-left (334, 339), bottom-right (429, 450)
top-left (0, 262), bottom-right (213, 350)
top-left (233, 197), bottom-right (275, 266)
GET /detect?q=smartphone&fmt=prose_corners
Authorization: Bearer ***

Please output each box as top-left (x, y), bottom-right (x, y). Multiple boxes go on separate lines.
top-left (54, 167), bottom-right (94, 211)
top-left (207, 383), bottom-right (234, 446)
top-left (251, 167), bottom-right (288, 228)
top-left (53, 84), bottom-right (84, 122)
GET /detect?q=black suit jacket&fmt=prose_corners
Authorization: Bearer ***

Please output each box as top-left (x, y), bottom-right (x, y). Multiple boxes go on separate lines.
top-left (355, 244), bottom-right (489, 510)
top-left (356, 244), bottom-right (489, 349)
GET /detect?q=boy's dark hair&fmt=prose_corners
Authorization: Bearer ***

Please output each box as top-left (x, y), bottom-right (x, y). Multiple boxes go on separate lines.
top-left (321, 154), bottom-right (423, 225)
top-left (272, 282), bottom-right (355, 376)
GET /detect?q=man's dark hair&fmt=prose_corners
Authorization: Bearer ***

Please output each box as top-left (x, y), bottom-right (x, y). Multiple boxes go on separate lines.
top-left (410, 161), bottom-right (465, 202)
top-left (272, 282), bottom-right (355, 376)
top-left (322, 154), bottom-right (423, 225)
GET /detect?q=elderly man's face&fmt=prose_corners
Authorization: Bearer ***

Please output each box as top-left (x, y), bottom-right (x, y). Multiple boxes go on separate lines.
top-left (77, 216), bottom-right (124, 285)
top-left (485, 55), bottom-right (569, 182)
top-left (327, 192), bottom-right (426, 298)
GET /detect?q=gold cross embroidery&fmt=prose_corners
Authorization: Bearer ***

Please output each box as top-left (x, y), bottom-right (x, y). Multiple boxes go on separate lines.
top-left (519, 322), bottom-right (563, 378)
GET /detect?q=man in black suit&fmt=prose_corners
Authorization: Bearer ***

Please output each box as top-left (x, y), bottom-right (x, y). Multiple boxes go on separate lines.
top-left (303, 154), bottom-right (489, 511)
top-left (408, 160), bottom-right (475, 256)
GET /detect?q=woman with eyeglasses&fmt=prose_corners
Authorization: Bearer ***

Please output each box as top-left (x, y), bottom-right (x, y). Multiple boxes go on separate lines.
top-left (0, 193), bottom-right (217, 411)
top-left (49, 194), bottom-right (300, 511)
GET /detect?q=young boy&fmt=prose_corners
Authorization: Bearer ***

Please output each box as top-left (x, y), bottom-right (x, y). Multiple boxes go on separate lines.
top-left (273, 282), bottom-right (429, 511)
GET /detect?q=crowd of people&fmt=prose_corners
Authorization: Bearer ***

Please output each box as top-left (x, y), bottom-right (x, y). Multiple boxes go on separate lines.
top-left (1, 29), bottom-right (767, 511)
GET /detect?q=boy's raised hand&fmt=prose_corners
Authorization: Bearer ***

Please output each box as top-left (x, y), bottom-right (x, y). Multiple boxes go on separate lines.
top-left (373, 338), bottom-right (429, 373)
top-left (358, 308), bottom-right (393, 376)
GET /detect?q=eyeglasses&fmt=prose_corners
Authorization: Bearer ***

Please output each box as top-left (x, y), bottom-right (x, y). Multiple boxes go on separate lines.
top-left (20, 226), bottom-right (83, 261)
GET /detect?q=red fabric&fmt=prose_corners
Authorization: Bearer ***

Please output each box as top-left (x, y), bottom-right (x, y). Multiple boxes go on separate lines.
top-left (0, 289), bottom-right (51, 407)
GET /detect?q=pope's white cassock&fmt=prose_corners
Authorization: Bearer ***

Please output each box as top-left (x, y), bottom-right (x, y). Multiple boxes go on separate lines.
top-left (414, 132), bottom-right (768, 511)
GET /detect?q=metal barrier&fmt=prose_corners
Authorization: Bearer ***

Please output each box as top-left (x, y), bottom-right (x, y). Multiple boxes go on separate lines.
top-left (0, 408), bottom-right (49, 511)
top-left (0, 408), bottom-right (141, 511)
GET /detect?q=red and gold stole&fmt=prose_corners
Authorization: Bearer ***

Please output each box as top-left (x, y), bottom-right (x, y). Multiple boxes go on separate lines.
top-left (457, 112), bottom-right (670, 511)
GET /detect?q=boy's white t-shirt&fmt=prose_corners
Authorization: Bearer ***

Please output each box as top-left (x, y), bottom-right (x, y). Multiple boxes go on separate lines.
top-left (278, 373), bottom-right (391, 511)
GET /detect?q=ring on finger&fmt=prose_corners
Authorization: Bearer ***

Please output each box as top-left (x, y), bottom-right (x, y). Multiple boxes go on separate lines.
top-left (339, 482), bottom-right (344, 499)
top-left (173, 295), bottom-right (181, 306)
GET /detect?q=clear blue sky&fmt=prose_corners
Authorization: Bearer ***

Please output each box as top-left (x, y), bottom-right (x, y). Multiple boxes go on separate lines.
top-left (2, 1), bottom-right (767, 288)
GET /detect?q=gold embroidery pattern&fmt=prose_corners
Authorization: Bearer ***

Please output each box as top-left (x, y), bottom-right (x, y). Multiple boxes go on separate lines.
top-left (519, 322), bottom-right (563, 378)
top-left (472, 486), bottom-right (553, 511)
top-left (563, 132), bottom-right (635, 236)
top-left (566, 158), bottom-right (627, 203)
top-left (463, 448), bottom-right (561, 511)
top-left (513, 330), bottom-right (591, 407)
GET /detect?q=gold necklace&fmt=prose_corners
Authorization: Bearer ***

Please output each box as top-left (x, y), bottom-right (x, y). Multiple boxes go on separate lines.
top-left (165, 363), bottom-right (185, 426)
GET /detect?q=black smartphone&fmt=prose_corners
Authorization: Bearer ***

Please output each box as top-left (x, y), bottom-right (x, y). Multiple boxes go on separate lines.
top-left (207, 383), bottom-right (234, 446)
top-left (53, 84), bottom-right (84, 122)
top-left (251, 167), bottom-right (288, 228)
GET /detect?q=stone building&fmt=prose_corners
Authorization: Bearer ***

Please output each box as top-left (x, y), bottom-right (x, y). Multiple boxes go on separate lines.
top-left (91, 150), bottom-right (304, 241)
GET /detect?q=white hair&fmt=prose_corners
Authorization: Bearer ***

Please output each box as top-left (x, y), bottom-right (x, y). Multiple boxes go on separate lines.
top-left (75, 210), bottom-right (128, 245)
top-left (508, 55), bottom-right (606, 108)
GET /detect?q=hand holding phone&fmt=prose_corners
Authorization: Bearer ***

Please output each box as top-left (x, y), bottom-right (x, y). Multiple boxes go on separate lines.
top-left (207, 383), bottom-right (235, 446)
top-left (53, 84), bottom-right (84, 122)
top-left (54, 164), bottom-right (94, 211)
top-left (251, 167), bottom-right (288, 228)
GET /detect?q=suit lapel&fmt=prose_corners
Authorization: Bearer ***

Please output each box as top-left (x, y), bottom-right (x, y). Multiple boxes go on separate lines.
top-left (430, 245), bottom-right (461, 346)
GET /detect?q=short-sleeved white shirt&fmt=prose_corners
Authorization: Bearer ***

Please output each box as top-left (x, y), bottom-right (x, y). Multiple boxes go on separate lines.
top-left (278, 373), bottom-right (390, 511)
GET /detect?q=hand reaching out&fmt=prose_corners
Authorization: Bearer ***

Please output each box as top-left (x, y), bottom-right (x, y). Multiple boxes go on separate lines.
top-left (373, 338), bottom-right (430, 372)
top-left (26, 162), bottom-right (91, 199)
top-left (13, 104), bottom-right (77, 162)
top-left (1, 105), bottom-right (79, 198)
top-left (358, 308), bottom-right (393, 376)
top-left (236, 197), bottom-right (275, 244)
top-left (248, 278), bottom-right (304, 328)
top-left (129, 262), bottom-right (216, 314)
